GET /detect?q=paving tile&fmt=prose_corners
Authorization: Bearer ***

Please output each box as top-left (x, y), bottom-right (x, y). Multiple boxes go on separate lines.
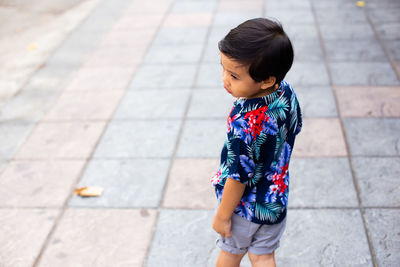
top-left (65, 67), bottom-right (134, 91)
top-left (83, 46), bottom-right (146, 68)
top-left (0, 160), bottom-right (85, 207)
top-left (195, 63), bottom-right (223, 88)
top-left (265, 0), bottom-right (311, 9)
top-left (125, 0), bottom-right (172, 14)
top-left (367, 8), bottom-right (400, 23)
top-left (0, 80), bottom-right (19, 105)
top-left (152, 27), bottom-right (209, 45)
top-left (146, 209), bottom-right (219, 267)
top-left (143, 44), bottom-right (203, 64)
top-left (129, 64), bottom-right (197, 90)
top-left (114, 89), bottom-right (190, 119)
top-left (315, 6), bottom-right (368, 24)
top-left (187, 89), bottom-right (234, 119)
top-left (213, 11), bottom-right (262, 26)
top-left (15, 122), bottom-right (106, 159)
top-left (203, 41), bottom-right (220, 63)
top-left (294, 86), bottom-right (337, 117)
top-left (330, 62), bottom-right (400, 86)
top-left (0, 208), bottom-right (59, 267)
top-left (69, 159), bottom-right (170, 208)
top-left (335, 86), bottom-right (400, 117)
top-left (384, 39), bottom-right (400, 60)
top-left (176, 119), bottom-right (226, 158)
top-left (0, 121), bottom-right (35, 159)
top-left (289, 158), bottom-right (358, 208)
top-left (44, 90), bottom-right (124, 121)
top-left (163, 13), bottom-right (213, 27)
top-left (353, 157), bottom-right (400, 207)
top-left (365, 0), bottom-right (400, 8)
top-left (365, 209), bottom-right (400, 266)
top-left (276, 209), bottom-right (372, 266)
top-left (163, 159), bottom-right (219, 209)
top-left (266, 8), bottom-right (315, 25)
top-left (170, 0), bottom-right (216, 13)
top-left (112, 15), bottom-right (164, 30)
top-left (343, 118), bottom-right (400, 156)
top-left (0, 89), bottom-right (59, 122)
top-left (99, 29), bottom-right (156, 47)
top-left (319, 24), bottom-right (375, 40)
top-left (218, 0), bottom-right (263, 12)
top-left (285, 62), bottom-right (330, 86)
top-left (375, 22), bottom-right (400, 40)
top-left (39, 208), bottom-right (157, 267)
top-left (292, 39), bottom-right (324, 62)
top-left (284, 24), bottom-right (319, 43)
top-left (208, 25), bottom-right (232, 44)
top-left (293, 118), bottom-right (348, 157)
top-left (93, 120), bottom-right (181, 158)
top-left (324, 39), bottom-right (387, 62)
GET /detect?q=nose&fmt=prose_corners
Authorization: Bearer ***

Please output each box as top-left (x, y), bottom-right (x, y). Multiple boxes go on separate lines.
top-left (222, 69), bottom-right (229, 86)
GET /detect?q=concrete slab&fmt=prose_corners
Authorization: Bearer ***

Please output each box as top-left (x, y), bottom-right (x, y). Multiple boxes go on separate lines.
top-left (203, 41), bottom-right (220, 63)
top-left (38, 208), bottom-right (157, 267)
top-left (375, 22), bottom-right (400, 40)
top-left (384, 39), bottom-right (400, 60)
top-left (364, 209), bottom-right (400, 266)
top-left (330, 62), bottom-right (400, 86)
top-left (0, 121), bottom-right (35, 159)
top-left (0, 208), bottom-right (59, 267)
top-left (284, 24), bottom-right (319, 43)
top-left (265, 0), bottom-right (311, 9)
top-left (285, 62), bottom-right (330, 87)
top-left (352, 157), bottom-right (400, 207)
top-left (294, 86), bottom-right (338, 117)
top-left (83, 46), bottom-right (146, 68)
top-left (343, 118), bottom-right (400, 156)
top-left (114, 89), bottom-right (190, 119)
top-left (129, 64), bottom-right (197, 90)
top-left (277, 209), bottom-right (372, 266)
top-left (315, 6), bottom-right (368, 24)
top-left (324, 39), bottom-right (387, 62)
top-left (0, 160), bottom-right (85, 208)
top-left (218, 0), bottom-right (263, 12)
top-left (170, 0), bottom-right (216, 13)
top-left (292, 118), bottom-right (348, 157)
top-left (319, 23), bottom-right (375, 40)
top-left (213, 11), bottom-right (263, 26)
top-left (187, 89), bottom-right (233, 119)
top-left (292, 39), bottom-right (324, 62)
top-left (176, 119), bottom-right (226, 158)
top-left (15, 122), bottom-right (106, 159)
top-left (152, 27), bottom-right (209, 45)
top-left (69, 159), bottom-right (170, 208)
top-left (93, 120), bottom-right (181, 158)
top-left (143, 44), bottom-right (203, 64)
top-left (162, 158), bottom-right (219, 209)
top-left (266, 8), bottom-right (315, 25)
top-left (163, 13), bottom-right (213, 28)
top-left (195, 63), bottom-right (223, 88)
top-left (43, 90), bottom-right (125, 121)
top-left (289, 158), bottom-right (358, 208)
top-left (334, 86), bottom-right (400, 117)
top-left (367, 8), bottom-right (400, 23)
top-left (146, 209), bottom-right (219, 267)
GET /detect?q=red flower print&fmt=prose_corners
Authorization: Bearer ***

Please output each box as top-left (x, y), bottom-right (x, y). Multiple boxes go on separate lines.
top-left (271, 164), bottom-right (289, 193)
top-left (243, 106), bottom-right (269, 140)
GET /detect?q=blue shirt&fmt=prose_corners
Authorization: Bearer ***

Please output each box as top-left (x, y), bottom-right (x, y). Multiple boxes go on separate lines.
top-left (211, 81), bottom-right (302, 225)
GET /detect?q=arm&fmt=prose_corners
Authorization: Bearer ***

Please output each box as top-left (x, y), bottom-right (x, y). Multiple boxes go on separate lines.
top-left (212, 178), bottom-right (246, 238)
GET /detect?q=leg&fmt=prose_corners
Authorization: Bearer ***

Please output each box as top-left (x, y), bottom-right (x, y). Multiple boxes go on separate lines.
top-left (216, 249), bottom-right (246, 267)
top-left (248, 251), bottom-right (276, 267)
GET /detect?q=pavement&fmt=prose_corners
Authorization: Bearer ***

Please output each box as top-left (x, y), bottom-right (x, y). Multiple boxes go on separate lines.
top-left (0, 0), bottom-right (399, 266)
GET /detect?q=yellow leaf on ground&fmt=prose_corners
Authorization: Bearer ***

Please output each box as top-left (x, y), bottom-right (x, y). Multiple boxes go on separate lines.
top-left (74, 186), bottom-right (104, 197)
top-left (356, 1), bottom-right (365, 7)
top-left (27, 43), bottom-right (38, 51)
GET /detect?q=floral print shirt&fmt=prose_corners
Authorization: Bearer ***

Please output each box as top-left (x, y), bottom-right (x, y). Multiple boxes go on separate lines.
top-left (211, 81), bottom-right (302, 225)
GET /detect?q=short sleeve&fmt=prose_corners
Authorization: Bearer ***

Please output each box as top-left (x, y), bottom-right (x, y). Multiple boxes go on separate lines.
top-left (295, 103), bottom-right (302, 135)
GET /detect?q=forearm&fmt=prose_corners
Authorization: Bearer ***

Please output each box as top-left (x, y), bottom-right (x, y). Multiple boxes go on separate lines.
top-left (216, 178), bottom-right (246, 220)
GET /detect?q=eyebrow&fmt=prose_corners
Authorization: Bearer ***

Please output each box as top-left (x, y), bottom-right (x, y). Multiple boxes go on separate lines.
top-left (220, 61), bottom-right (241, 77)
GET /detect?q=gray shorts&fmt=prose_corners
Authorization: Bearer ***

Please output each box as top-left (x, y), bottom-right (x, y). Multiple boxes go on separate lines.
top-left (216, 213), bottom-right (287, 255)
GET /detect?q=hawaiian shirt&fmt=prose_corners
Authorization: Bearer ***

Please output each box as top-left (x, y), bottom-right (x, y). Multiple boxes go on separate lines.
top-left (211, 80), bottom-right (302, 225)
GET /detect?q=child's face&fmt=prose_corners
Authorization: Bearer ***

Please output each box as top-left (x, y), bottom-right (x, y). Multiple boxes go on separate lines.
top-left (220, 52), bottom-right (274, 99)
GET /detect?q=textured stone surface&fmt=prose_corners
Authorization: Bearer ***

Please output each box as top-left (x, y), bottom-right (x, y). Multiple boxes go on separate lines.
top-left (187, 89), bottom-right (233, 119)
top-left (152, 27), bottom-right (209, 45)
top-left (39, 208), bottom-right (157, 267)
top-left (352, 157), bottom-right (400, 207)
top-left (195, 63), bottom-right (223, 88)
top-left (94, 120), bottom-right (181, 158)
top-left (0, 121), bottom-right (35, 159)
top-left (163, 159), bottom-right (219, 209)
top-left (69, 159), bottom-right (170, 208)
top-left (285, 62), bottom-right (330, 86)
top-left (334, 86), bottom-right (400, 117)
top-left (294, 86), bottom-right (337, 117)
top-left (114, 89), bottom-right (190, 119)
top-left (343, 118), bottom-right (400, 156)
top-left (146, 209), bottom-right (219, 267)
top-left (330, 62), bottom-right (400, 86)
top-left (44, 90), bottom-right (125, 121)
top-left (293, 118), bottom-right (348, 157)
top-left (266, 8), bottom-right (315, 25)
top-left (0, 160), bottom-right (85, 207)
top-left (213, 11), bottom-right (262, 26)
top-left (319, 23), bottom-right (375, 40)
top-left (129, 64), bottom-right (197, 89)
top-left (289, 158), bottom-right (358, 208)
top-left (163, 13), bottom-right (213, 27)
top-left (176, 119), bottom-right (226, 158)
top-left (0, 208), bottom-right (59, 267)
top-left (365, 209), bottom-right (400, 267)
top-left (276, 209), bottom-right (372, 266)
top-left (170, 0), bottom-right (216, 13)
top-left (324, 39), bottom-right (386, 62)
top-left (15, 122), bottom-right (105, 159)
top-left (292, 39), bottom-right (324, 62)
top-left (143, 44), bottom-right (203, 64)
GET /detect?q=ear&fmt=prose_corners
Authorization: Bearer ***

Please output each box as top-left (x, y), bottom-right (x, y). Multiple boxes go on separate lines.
top-left (260, 76), bottom-right (276, 90)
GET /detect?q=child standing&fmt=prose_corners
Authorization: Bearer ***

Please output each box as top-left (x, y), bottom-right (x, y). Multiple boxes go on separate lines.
top-left (211, 18), bottom-right (302, 267)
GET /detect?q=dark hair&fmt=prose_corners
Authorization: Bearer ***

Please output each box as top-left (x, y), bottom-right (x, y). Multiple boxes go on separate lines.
top-left (218, 18), bottom-right (294, 85)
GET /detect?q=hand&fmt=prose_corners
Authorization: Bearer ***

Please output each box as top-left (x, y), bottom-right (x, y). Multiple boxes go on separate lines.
top-left (212, 214), bottom-right (232, 238)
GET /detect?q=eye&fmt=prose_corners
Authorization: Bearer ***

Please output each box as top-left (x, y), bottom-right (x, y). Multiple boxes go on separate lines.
top-left (231, 74), bottom-right (238, 80)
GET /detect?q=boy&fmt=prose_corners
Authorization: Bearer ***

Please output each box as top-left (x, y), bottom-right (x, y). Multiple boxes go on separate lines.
top-left (211, 18), bottom-right (302, 267)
